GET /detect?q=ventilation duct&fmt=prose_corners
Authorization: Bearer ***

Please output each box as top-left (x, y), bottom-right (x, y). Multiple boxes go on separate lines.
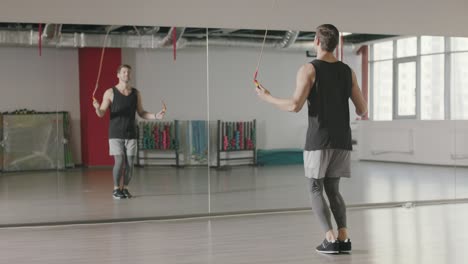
top-left (0, 29), bottom-right (315, 52)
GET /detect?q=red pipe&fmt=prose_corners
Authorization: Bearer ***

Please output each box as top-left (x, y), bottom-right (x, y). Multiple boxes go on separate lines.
top-left (38, 23), bottom-right (42, 56)
top-left (173, 28), bottom-right (177, 61)
top-left (357, 45), bottom-right (369, 120)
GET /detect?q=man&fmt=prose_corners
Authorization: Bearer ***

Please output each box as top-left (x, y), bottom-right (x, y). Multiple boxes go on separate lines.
top-left (255, 24), bottom-right (367, 254)
top-left (93, 64), bottom-right (166, 199)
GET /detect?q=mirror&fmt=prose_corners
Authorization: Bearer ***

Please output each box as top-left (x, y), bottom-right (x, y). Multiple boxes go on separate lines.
top-left (1, 22), bottom-right (464, 226)
top-left (207, 28), bottom-right (459, 214)
top-left (452, 37), bottom-right (468, 200)
top-left (0, 23), bottom-right (210, 226)
top-left (0, 38), bottom-right (65, 225)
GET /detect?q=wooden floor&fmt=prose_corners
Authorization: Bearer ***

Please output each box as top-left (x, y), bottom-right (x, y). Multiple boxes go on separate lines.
top-left (0, 161), bottom-right (467, 225)
top-left (1, 203), bottom-right (467, 264)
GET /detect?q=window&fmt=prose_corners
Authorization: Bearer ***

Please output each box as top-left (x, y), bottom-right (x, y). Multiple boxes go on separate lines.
top-left (421, 55), bottom-right (444, 120)
top-left (370, 36), bottom-right (468, 120)
top-left (373, 61), bottom-right (393, 120)
top-left (373, 41), bottom-right (393, 60)
top-left (451, 37), bottom-right (468, 52)
top-left (451, 52), bottom-right (468, 119)
top-left (421, 36), bottom-right (444, 54)
top-left (396, 61), bottom-right (416, 117)
top-left (397, 37), bottom-right (417, 58)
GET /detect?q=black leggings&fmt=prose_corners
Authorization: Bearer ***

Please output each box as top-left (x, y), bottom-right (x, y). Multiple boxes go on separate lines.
top-left (308, 177), bottom-right (347, 232)
top-left (113, 154), bottom-right (135, 187)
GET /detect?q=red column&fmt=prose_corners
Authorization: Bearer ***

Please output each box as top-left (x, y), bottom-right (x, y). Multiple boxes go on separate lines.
top-left (79, 48), bottom-right (121, 166)
top-left (357, 45), bottom-right (369, 120)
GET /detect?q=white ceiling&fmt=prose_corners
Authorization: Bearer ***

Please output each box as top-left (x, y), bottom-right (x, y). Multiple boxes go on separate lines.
top-left (1, 0), bottom-right (467, 37)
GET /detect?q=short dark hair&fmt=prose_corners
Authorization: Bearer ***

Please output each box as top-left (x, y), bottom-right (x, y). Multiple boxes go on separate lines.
top-left (117, 64), bottom-right (132, 74)
top-left (315, 24), bottom-right (339, 52)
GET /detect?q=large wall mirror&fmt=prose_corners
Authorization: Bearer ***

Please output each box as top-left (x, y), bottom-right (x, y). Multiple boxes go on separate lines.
top-left (0, 24), bottom-right (210, 226)
top-left (1, 22), bottom-right (467, 226)
top-left (206, 28), bottom-right (466, 214)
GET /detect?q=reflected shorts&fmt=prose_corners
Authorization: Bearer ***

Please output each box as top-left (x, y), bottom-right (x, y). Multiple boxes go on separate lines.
top-left (109, 139), bottom-right (137, 156)
top-left (303, 149), bottom-right (351, 179)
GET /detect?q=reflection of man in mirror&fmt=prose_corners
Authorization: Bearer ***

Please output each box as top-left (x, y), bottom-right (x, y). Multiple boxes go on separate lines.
top-left (93, 64), bottom-right (167, 199)
top-left (255, 24), bottom-right (367, 254)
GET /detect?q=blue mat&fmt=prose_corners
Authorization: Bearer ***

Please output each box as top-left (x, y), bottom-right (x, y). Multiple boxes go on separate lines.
top-left (257, 148), bottom-right (303, 166)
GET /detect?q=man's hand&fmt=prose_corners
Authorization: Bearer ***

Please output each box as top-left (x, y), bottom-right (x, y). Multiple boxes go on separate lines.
top-left (156, 110), bottom-right (166, 120)
top-left (93, 98), bottom-right (100, 110)
top-left (255, 81), bottom-right (271, 101)
top-left (161, 100), bottom-right (167, 113)
top-left (156, 100), bottom-right (167, 120)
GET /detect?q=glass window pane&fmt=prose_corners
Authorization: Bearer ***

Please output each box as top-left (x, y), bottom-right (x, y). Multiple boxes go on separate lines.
top-left (421, 36), bottom-right (445, 54)
top-left (421, 55), bottom-right (444, 120)
top-left (451, 52), bottom-right (468, 119)
top-left (451, 37), bottom-right (468, 52)
top-left (373, 61), bottom-right (393, 120)
top-left (373, 41), bottom-right (393, 60)
top-left (397, 37), bottom-right (417, 58)
top-left (397, 62), bottom-right (416, 116)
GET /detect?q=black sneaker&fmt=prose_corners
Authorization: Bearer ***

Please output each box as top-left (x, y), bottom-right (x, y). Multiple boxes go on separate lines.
top-left (339, 238), bottom-right (352, 253)
top-left (316, 239), bottom-right (340, 254)
top-left (122, 189), bottom-right (133, 199)
top-left (113, 189), bottom-right (125, 199)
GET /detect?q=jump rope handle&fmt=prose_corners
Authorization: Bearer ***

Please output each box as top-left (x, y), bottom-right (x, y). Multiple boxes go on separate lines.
top-left (253, 71), bottom-right (260, 88)
top-left (161, 100), bottom-right (167, 113)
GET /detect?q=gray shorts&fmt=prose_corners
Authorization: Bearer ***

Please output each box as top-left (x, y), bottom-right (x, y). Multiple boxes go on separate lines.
top-left (109, 139), bottom-right (137, 156)
top-left (303, 149), bottom-right (351, 179)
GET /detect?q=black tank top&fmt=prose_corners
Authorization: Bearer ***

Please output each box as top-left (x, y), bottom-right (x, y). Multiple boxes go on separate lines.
top-left (305, 60), bottom-right (352, 151)
top-left (109, 87), bottom-right (138, 139)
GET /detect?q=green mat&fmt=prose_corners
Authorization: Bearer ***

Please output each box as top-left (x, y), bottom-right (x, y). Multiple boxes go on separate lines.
top-left (257, 148), bottom-right (303, 166)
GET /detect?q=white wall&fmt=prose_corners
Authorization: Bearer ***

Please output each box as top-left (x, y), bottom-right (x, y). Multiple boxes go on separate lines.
top-left (358, 120), bottom-right (468, 166)
top-left (124, 46), bottom-right (362, 150)
top-left (123, 47), bottom-right (208, 121)
top-left (208, 46), bottom-right (308, 149)
top-left (0, 47), bottom-right (81, 164)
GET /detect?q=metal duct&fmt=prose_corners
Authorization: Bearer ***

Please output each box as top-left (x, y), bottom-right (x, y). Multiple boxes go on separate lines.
top-left (189, 38), bottom-right (315, 51)
top-left (278, 30), bottom-right (300, 48)
top-left (188, 38), bottom-right (277, 49)
top-left (105, 25), bottom-right (123, 33)
top-left (0, 30), bottom-right (316, 51)
top-left (142, 26), bottom-right (160, 35)
top-left (160, 27), bottom-right (186, 47)
top-left (42, 24), bottom-right (62, 39)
